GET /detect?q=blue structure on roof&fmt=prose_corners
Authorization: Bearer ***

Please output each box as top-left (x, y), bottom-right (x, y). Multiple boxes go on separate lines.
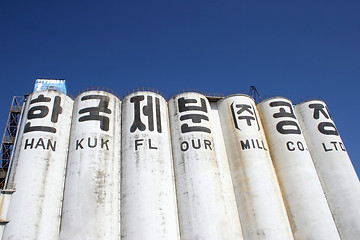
top-left (34, 79), bottom-right (67, 94)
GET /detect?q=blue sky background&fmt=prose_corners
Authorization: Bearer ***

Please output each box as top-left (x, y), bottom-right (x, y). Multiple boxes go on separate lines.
top-left (1, 0), bottom-right (359, 176)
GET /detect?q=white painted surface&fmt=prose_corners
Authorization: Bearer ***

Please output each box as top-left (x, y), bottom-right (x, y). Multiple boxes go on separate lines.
top-left (208, 102), bottom-right (243, 240)
top-left (59, 91), bottom-right (121, 240)
top-left (295, 100), bottom-right (360, 240)
top-left (121, 91), bottom-right (180, 240)
top-left (3, 89), bottom-right (358, 240)
top-left (258, 97), bottom-right (340, 240)
top-left (169, 93), bottom-right (242, 240)
top-left (0, 191), bottom-right (13, 239)
top-left (2, 90), bottom-right (73, 240)
top-left (217, 94), bottom-right (293, 240)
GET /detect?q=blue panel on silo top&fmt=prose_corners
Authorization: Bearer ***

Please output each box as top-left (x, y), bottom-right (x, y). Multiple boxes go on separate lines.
top-left (34, 79), bottom-right (67, 94)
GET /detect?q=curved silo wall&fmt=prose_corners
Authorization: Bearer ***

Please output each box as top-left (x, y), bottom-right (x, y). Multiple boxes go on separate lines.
top-left (217, 94), bottom-right (293, 240)
top-left (59, 91), bottom-right (121, 240)
top-left (2, 90), bottom-right (73, 240)
top-left (121, 91), bottom-right (180, 240)
top-left (294, 100), bottom-right (360, 239)
top-left (169, 92), bottom-right (242, 240)
top-left (257, 97), bottom-right (340, 240)
top-left (208, 101), bottom-right (243, 240)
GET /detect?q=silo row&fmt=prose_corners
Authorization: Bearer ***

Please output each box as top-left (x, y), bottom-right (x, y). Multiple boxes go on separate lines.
top-left (294, 100), bottom-right (360, 239)
top-left (217, 95), bottom-right (294, 240)
top-left (1, 90), bottom-right (359, 240)
top-left (257, 98), bottom-right (340, 240)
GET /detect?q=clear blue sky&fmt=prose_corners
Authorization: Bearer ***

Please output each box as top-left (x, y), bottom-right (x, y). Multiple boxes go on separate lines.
top-left (1, 0), bottom-right (359, 176)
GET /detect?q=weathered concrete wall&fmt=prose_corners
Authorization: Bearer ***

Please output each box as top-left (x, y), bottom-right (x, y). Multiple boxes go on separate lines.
top-left (217, 94), bottom-right (293, 240)
top-left (3, 90), bottom-right (73, 240)
top-left (258, 97), bottom-right (340, 240)
top-left (2, 90), bottom-right (358, 240)
top-left (121, 91), bottom-right (180, 240)
top-left (169, 92), bottom-right (242, 240)
top-left (295, 100), bottom-right (360, 240)
top-left (60, 91), bottom-right (121, 240)
top-left (208, 101), bottom-right (243, 240)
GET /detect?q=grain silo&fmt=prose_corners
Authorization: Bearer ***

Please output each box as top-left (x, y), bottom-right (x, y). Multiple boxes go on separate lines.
top-left (169, 92), bottom-right (243, 240)
top-left (0, 81), bottom-right (358, 240)
top-left (258, 97), bottom-right (340, 240)
top-left (217, 94), bottom-right (293, 240)
top-left (120, 91), bottom-right (180, 240)
top-left (59, 91), bottom-right (121, 240)
top-left (294, 100), bottom-right (360, 239)
top-left (208, 98), bottom-right (243, 240)
top-left (2, 90), bottom-right (73, 239)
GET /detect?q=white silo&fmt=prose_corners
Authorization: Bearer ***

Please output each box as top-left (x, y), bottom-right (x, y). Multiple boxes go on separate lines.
top-left (0, 190), bottom-right (14, 239)
top-left (258, 97), bottom-right (340, 240)
top-left (294, 100), bottom-right (360, 239)
top-left (217, 94), bottom-right (293, 240)
top-left (121, 91), bottom-right (180, 240)
top-left (168, 92), bottom-right (243, 240)
top-left (59, 91), bottom-right (121, 240)
top-left (2, 90), bottom-right (73, 240)
top-left (208, 100), bottom-right (243, 240)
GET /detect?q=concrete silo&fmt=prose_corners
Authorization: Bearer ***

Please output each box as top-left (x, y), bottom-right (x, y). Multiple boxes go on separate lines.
top-left (2, 90), bottom-right (73, 239)
top-left (59, 91), bottom-right (121, 240)
top-left (208, 99), bottom-right (243, 240)
top-left (217, 94), bottom-right (293, 240)
top-left (121, 91), bottom-right (180, 240)
top-left (294, 100), bottom-right (360, 239)
top-left (168, 92), bottom-right (243, 240)
top-left (1, 80), bottom-right (358, 240)
top-left (258, 97), bottom-right (340, 240)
